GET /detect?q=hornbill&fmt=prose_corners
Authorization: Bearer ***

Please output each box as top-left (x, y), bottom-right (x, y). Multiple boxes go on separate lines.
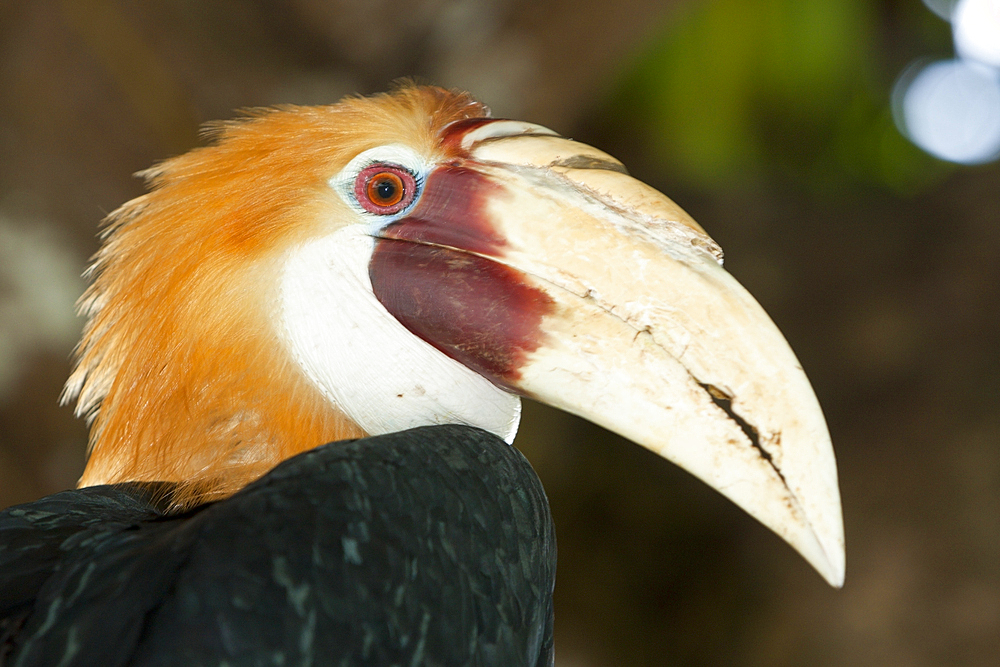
top-left (0, 86), bottom-right (844, 666)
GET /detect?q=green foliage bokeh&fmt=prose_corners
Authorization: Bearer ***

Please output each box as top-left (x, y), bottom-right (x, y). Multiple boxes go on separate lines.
top-left (610, 0), bottom-right (951, 193)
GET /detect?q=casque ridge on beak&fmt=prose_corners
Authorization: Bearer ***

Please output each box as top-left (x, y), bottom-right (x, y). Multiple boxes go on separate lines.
top-left (369, 119), bottom-right (845, 587)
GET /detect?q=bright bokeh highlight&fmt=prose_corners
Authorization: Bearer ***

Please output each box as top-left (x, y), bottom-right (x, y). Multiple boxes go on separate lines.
top-left (895, 0), bottom-right (1000, 164)
top-left (896, 59), bottom-right (1000, 164)
top-left (954, 0), bottom-right (1000, 68)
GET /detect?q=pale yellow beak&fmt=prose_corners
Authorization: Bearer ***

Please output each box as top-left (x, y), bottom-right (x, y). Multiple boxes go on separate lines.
top-left (463, 122), bottom-right (845, 587)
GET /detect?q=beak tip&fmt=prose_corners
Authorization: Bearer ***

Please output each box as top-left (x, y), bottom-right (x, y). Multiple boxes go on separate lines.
top-left (799, 513), bottom-right (846, 588)
top-left (816, 540), bottom-right (846, 588)
top-left (821, 552), bottom-right (846, 589)
top-left (827, 535), bottom-right (847, 589)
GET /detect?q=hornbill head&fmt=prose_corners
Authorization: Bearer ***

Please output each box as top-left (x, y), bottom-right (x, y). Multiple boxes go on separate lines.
top-left (64, 85), bottom-right (844, 587)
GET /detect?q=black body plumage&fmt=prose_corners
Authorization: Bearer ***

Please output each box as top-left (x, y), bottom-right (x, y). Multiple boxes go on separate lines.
top-left (0, 425), bottom-right (556, 667)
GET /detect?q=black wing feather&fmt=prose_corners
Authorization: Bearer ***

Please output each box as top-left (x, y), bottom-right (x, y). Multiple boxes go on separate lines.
top-left (0, 425), bottom-right (555, 667)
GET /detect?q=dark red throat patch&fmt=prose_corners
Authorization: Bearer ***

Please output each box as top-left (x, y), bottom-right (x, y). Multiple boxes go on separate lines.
top-left (370, 240), bottom-right (554, 387)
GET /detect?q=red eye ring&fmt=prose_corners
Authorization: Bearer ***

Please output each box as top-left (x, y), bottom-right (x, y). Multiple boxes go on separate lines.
top-left (354, 164), bottom-right (417, 215)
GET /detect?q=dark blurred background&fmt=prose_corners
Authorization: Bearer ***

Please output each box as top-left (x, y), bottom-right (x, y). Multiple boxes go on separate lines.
top-left (1, 1), bottom-right (998, 664)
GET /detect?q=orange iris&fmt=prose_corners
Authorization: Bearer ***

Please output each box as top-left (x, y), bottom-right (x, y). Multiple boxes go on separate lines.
top-left (365, 172), bottom-right (405, 208)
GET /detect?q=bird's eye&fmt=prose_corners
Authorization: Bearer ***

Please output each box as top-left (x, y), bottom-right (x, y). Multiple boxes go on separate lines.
top-left (354, 164), bottom-right (417, 215)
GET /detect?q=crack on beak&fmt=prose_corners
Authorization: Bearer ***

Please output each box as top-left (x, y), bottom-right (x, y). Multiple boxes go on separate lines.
top-left (697, 379), bottom-right (842, 585)
top-left (698, 381), bottom-right (789, 489)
